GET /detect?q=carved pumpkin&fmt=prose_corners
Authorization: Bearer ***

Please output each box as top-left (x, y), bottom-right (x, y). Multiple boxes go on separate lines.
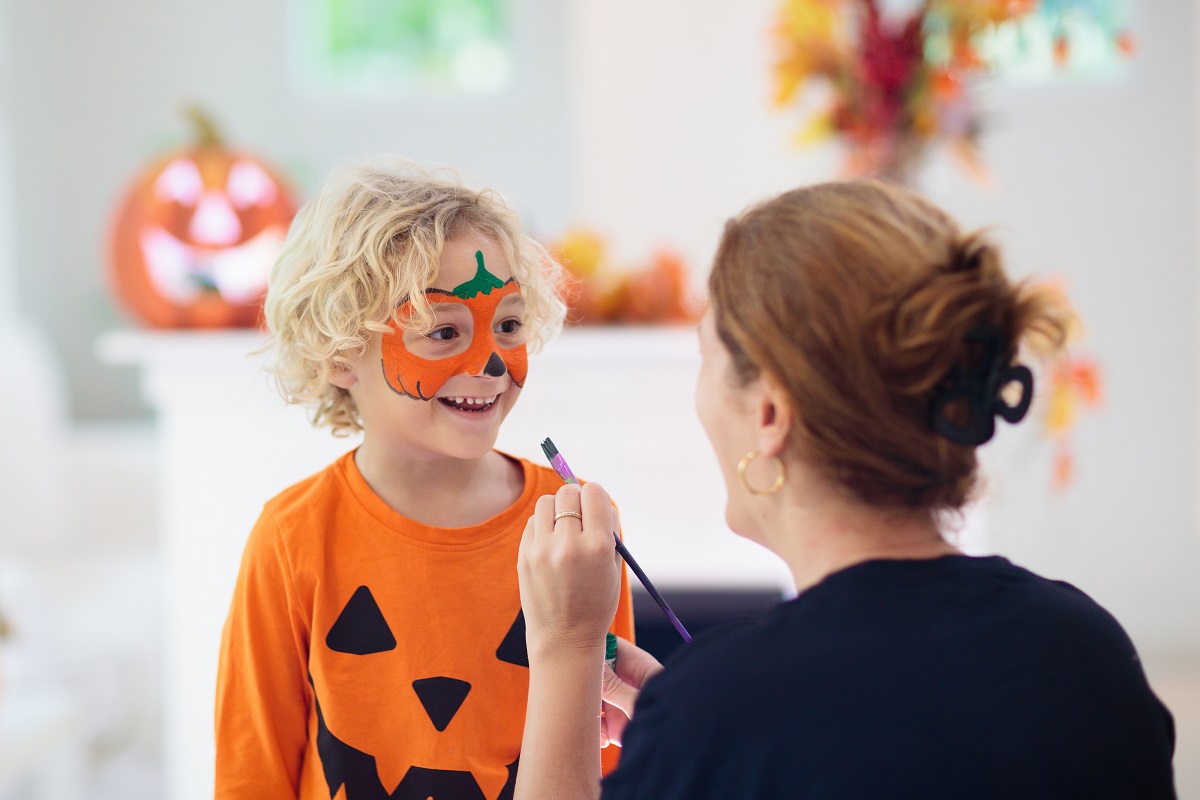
top-left (107, 108), bottom-right (296, 328)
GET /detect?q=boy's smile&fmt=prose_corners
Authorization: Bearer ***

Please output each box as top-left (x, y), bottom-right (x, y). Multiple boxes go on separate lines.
top-left (438, 394), bottom-right (499, 412)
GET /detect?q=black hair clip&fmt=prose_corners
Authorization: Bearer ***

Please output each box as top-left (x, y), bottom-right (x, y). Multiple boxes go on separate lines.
top-left (930, 326), bottom-right (1033, 446)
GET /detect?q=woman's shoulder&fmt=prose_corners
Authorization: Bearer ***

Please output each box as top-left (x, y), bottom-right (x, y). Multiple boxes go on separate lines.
top-left (993, 559), bottom-right (1144, 660)
top-left (826, 554), bottom-right (1140, 651)
top-left (937, 555), bottom-right (1134, 640)
top-left (815, 554), bottom-right (1120, 619)
top-left (650, 554), bottom-right (1143, 697)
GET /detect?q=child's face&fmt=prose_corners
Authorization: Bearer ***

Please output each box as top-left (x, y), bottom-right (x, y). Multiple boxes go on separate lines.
top-left (340, 232), bottom-right (527, 460)
top-left (381, 247), bottom-right (527, 400)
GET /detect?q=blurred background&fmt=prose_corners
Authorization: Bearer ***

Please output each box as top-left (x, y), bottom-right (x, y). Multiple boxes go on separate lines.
top-left (1, 0), bottom-right (1198, 797)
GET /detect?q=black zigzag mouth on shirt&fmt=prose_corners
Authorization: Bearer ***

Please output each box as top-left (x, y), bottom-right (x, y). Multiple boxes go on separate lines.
top-left (307, 675), bottom-right (519, 800)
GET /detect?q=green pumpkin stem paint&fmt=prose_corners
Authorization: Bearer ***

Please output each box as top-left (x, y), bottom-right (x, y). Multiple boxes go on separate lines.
top-left (451, 250), bottom-right (506, 299)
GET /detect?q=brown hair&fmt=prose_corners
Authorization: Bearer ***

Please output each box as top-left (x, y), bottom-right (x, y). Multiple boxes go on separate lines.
top-left (708, 179), bottom-right (1073, 512)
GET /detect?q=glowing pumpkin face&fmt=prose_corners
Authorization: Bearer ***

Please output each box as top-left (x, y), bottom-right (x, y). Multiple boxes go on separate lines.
top-left (107, 145), bottom-right (296, 328)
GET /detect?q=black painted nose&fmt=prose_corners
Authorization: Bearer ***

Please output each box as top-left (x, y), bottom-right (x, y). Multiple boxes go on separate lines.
top-left (482, 352), bottom-right (507, 377)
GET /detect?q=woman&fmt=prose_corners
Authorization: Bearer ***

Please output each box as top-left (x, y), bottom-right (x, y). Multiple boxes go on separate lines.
top-left (514, 180), bottom-right (1177, 799)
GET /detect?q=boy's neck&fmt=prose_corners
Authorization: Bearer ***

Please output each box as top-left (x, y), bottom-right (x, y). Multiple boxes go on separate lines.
top-left (353, 445), bottom-right (525, 528)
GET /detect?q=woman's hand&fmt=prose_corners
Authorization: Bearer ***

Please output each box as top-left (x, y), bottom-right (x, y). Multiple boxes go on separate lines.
top-left (599, 636), bottom-right (664, 747)
top-left (514, 482), bottom-right (624, 800)
top-left (518, 482), bottom-right (623, 657)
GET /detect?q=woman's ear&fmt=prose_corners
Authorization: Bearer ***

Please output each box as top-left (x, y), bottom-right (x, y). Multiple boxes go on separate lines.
top-left (753, 372), bottom-right (794, 459)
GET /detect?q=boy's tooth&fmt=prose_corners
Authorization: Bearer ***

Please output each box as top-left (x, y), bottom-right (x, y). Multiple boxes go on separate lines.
top-left (444, 395), bottom-right (502, 406)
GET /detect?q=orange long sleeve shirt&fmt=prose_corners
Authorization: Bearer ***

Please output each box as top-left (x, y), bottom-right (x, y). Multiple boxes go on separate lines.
top-left (215, 451), bottom-right (635, 800)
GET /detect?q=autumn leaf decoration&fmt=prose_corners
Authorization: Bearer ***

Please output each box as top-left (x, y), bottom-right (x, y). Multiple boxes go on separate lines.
top-left (771, 0), bottom-right (1135, 183)
top-left (1043, 354), bottom-right (1103, 489)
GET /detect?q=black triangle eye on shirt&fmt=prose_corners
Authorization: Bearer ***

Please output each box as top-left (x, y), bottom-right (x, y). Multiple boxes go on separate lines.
top-left (495, 609), bottom-right (528, 668)
top-left (327, 585), bottom-right (397, 655)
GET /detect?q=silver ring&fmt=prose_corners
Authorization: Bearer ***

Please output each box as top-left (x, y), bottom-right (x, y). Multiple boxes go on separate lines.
top-left (553, 510), bottom-right (583, 524)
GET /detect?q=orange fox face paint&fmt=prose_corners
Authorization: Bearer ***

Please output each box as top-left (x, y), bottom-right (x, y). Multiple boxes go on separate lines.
top-left (380, 250), bottom-right (527, 400)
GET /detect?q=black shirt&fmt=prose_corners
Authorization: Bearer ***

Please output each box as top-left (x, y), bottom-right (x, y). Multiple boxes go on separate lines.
top-left (602, 555), bottom-right (1176, 799)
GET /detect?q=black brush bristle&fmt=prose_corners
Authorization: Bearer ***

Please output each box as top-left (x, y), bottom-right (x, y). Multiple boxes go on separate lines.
top-left (540, 438), bottom-right (559, 461)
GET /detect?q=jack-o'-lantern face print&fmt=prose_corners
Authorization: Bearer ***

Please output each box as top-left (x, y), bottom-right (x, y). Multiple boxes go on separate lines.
top-left (310, 583), bottom-right (529, 800)
top-left (108, 145), bottom-right (296, 328)
top-left (381, 249), bottom-right (528, 401)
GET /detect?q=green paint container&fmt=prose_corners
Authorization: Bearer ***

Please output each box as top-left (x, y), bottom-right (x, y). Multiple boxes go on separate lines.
top-left (605, 632), bottom-right (618, 671)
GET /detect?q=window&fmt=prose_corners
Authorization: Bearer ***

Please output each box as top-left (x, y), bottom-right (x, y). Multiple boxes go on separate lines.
top-left (925, 0), bottom-right (1135, 84)
top-left (293, 0), bottom-right (513, 95)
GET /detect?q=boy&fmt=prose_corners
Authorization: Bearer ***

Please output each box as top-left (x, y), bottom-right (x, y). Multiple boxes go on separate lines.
top-left (215, 158), bottom-right (635, 799)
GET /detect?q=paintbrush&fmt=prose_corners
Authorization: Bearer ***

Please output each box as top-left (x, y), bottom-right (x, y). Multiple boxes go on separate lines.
top-left (540, 437), bottom-right (692, 643)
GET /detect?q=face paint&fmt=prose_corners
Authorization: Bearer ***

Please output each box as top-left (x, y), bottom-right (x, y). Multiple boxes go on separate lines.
top-left (380, 250), bottom-right (528, 400)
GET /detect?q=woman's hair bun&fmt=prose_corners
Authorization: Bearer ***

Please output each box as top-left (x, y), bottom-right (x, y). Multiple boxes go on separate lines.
top-left (874, 231), bottom-right (1013, 403)
top-left (946, 235), bottom-right (989, 274)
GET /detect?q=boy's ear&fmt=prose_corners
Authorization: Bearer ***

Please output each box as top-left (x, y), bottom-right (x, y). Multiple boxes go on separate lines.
top-left (328, 363), bottom-right (358, 390)
top-left (753, 372), bottom-right (794, 460)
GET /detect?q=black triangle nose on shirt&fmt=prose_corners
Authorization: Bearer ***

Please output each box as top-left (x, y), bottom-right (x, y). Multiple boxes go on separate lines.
top-left (412, 677), bottom-right (472, 732)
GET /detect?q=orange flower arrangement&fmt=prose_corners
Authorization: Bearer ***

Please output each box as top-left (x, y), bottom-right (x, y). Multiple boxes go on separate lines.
top-left (772, 0), bottom-right (1133, 182)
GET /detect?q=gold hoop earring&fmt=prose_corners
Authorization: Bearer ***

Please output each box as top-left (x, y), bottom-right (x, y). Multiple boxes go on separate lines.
top-left (737, 451), bottom-right (785, 496)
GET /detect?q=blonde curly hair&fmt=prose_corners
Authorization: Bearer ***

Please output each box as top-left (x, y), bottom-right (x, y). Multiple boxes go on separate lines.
top-left (259, 157), bottom-right (567, 436)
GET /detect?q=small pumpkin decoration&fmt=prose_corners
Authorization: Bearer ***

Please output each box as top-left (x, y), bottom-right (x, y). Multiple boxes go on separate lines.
top-left (551, 229), bottom-right (703, 325)
top-left (107, 107), bottom-right (297, 328)
top-left (611, 250), bottom-right (701, 325)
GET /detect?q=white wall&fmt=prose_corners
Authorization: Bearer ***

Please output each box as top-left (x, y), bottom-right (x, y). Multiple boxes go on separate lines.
top-left (0, 1), bottom-right (17, 321)
top-left (566, 0), bottom-right (1200, 653)
top-left (5, 0), bottom-right (572, 421)
top-left (4, 0), bottom-right (1197, 652)
top-left (1, 3), bottom-right (1197, 797)
top-left (567, 0), bottom-right (838, 269)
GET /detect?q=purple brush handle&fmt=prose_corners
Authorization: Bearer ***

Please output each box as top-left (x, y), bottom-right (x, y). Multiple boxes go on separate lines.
top-left (545, 443), bottom-right (692, 643)
top-left (550, 455), bottom-right (579, 485)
